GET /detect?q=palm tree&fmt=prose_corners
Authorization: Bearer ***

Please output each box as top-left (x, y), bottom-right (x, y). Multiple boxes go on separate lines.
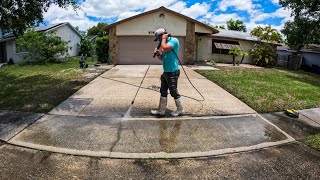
top-left (228, 47), bottom-right (241, 66)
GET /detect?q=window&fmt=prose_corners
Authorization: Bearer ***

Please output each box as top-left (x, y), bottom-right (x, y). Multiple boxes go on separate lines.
top-left (212, 39), bottom-right (241, 54)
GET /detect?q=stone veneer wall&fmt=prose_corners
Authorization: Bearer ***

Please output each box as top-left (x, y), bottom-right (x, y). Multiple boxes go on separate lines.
top-left (109, 27), bottom-right (118, 64)
top-left (184, 21), bottom-right (196, 64)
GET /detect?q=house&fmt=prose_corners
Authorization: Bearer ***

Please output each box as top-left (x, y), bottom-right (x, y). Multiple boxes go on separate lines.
top-left (0, 22), bottom-right (82, 64)
top-left (277, 44), bottom-right (320, 67)
top-left (103, 6), bottom-right (276, 65)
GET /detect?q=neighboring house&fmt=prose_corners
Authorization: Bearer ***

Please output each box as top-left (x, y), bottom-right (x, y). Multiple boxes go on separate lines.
top-left (103, 6), bottom-right (278, 65)
top-left (277, 44), bottom-right (320, 67)
top-left (0, 22), bottom-right (82, 64)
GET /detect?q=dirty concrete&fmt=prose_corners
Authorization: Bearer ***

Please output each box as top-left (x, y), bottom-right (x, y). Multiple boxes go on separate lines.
top-left (0, 110), bottom-right (43, 141)
top-left (0, 142), bottom-right (319, 179)
top-left (49, 65), bottom-right (256, 117)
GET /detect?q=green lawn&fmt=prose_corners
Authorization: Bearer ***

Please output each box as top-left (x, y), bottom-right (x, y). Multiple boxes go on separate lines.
top-left (197, 67), bottom-right (320, 113)
top-left (0, 57), bottom-right (103, 113)
top-left (306, 134), bottom-right (320, 151)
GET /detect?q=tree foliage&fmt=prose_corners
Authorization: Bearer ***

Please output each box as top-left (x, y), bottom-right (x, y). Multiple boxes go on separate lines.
top-left (95, 36), bottom-right (109, 63)
top-left (228, 47), bottom-right (248, 66)
top-left (87, 22), bottom-right (108, 37)
top-left (16, 29), bottom-right (70, 63)
top-left (79, 39), bottom-right (92, 57)
top-left (227, 19), bottom-right (247, 32)
top-left (250, 26), bottom-right (283, 67)
top-left (280, 0), bottom-right (320, 50)
top-left (213, 25), bottom-right (226, 29)
top-left (0, 0), bottom-right (78, 36)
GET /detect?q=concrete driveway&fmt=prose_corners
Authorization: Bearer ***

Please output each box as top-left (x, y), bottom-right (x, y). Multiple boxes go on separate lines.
top-left (49, 65), bottom-right (256, 117)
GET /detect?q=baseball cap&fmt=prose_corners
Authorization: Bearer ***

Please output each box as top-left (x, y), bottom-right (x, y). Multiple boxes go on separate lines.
top-left (154, 28), bottom-right (166, 41)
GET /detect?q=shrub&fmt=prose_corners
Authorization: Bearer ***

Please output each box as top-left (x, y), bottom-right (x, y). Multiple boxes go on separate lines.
top-left (95, 36), bottom-right (109, 63)
top-left (16, 29), bottom-right (70, 64)
top-left (78, 39), bottom-right (92, 56)
top-left (250, 26), bottom-right (282, 67)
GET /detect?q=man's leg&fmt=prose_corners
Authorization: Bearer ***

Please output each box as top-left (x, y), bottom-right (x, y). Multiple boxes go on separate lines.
top-left (151, 73), bottom-right (168, 116)
top-left (167, 70), bottom-right (183, 116)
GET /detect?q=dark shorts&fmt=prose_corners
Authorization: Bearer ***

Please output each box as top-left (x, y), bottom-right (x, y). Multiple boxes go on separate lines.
top-left (160, 70), bottom-right (181, 99)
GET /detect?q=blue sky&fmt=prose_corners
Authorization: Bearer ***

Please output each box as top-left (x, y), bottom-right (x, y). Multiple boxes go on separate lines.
top-left (43, 0), bottom-right (292, 32)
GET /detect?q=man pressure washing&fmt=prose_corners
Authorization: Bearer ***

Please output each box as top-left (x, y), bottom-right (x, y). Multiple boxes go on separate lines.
top-left (151, 28), bottom-right (183, 117)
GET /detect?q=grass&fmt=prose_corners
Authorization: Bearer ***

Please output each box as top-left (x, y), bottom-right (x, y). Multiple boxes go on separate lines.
top-left (196, 67), bottom-right (320, 113)
top-left (305, 134), bottom-right (320, 151)
top-left (0, 57), bottom-right (102, 113)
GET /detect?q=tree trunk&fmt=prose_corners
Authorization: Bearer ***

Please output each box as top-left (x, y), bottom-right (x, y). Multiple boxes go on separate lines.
top-left (233, 55), bottom-right (235, 66)
top-left (240, 54), bottom-right (245, 65)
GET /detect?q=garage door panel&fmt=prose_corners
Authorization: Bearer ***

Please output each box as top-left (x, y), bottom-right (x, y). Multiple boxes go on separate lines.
top-left (118, 36), bottom-right (185, 65)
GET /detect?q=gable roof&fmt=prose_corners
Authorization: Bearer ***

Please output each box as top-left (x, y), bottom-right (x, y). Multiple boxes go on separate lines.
top-left (0, 22), bottom-right (82, 41)
top-left (102, 6), bottom-right (219, 34)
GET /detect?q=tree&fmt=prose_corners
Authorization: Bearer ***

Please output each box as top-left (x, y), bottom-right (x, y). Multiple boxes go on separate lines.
top-left (213, 25), bottom-right (226, 29)
top-left (227, 19), bottom-right (247, 32)
top-left (280, 0), bottom-right (320, 50)
top-left (0, 0), bottom-right (78, 36)
top-left (228, 47), bottom-right (248, 66)
top-left (228, 48), bottom-right (241, 66)
top-left (87, 22), bottom-right (108, 37)
top-left (250, 26), bottom-right (283, 67)
top-left (95, 36), bottom-right (109, 63)
top-left (79, 39), bottom-right (92, 57)
top-left (16, 29), bottom-right (70, 63)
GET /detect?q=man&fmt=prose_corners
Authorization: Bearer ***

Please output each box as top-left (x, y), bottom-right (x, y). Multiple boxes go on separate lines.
top-left (151, 28), bottom-right (183, 117)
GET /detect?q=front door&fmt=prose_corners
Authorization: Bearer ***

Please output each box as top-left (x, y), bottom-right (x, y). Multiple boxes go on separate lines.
top-left (0, 42), bottom-right (6, 63)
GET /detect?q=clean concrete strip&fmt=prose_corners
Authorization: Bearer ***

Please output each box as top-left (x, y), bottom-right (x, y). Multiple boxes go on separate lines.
top-left (257, 114), bottom-right (296, 142)
top-left (8, 135), bottom-right (294, 159)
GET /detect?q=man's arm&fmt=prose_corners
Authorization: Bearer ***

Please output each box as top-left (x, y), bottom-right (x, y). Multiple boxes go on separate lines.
top-left (161, 34), bottom-right (172, 53)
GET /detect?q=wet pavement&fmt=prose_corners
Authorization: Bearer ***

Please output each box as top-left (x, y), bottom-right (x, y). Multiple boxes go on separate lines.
top-left (262, 113), bottom-right (319, 140)
top-left (49, 65), bottom-right (256, 117)
top-left (9, 114), bottom-right (293, 158)
top-left (0, 142), bottom-right (319, 179)
top-left (0, 110), bottom-right (43, 141)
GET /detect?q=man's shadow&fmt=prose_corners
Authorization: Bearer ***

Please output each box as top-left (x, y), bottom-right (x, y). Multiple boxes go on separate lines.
top-left (158, 120), bottom-right (182, 153)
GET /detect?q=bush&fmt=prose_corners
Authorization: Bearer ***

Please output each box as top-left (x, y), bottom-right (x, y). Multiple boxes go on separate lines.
top-left (79, 39), bottom-right (92, 56)
top-left (16, 29), bottom-right (70, 64)
top-left (250, 43), bottom-right (277, 67)
top-left (96, 36), bottom-right (109, 63)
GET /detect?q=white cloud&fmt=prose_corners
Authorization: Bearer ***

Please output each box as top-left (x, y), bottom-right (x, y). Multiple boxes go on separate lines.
top-left (179, 2), bottom-right (211, 19)
top-left (251, 7), bottom-right (292, 23)
top-left (81, 0), bottom-right (179, 19)
top-left (271, 0), bottom-right (279, 5)
top-left (218, 0), bottom-right (257, 12)
top-left (201, 13), bottom-right (243, 26)
top-left (43, 5), bottom-right (98, 31)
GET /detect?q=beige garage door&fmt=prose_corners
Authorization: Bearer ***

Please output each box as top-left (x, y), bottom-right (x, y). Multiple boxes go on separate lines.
top-left (118, 36), bottom-right (185, 65)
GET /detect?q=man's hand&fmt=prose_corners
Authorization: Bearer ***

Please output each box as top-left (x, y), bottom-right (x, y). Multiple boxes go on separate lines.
top-left (162, 33), bottom-right (169, 39)
top-left (154, 48), bottom-right (160, 56)
top-left (154, 48), bottom-right (162, 60)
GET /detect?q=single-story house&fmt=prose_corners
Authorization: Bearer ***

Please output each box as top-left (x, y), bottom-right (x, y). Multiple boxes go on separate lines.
top-left (103, 6), bottom-right (277, 65)
top-left (0, 22), bottom-right (82, 64)
top-left (277, 44), bottom-right (320, 67)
